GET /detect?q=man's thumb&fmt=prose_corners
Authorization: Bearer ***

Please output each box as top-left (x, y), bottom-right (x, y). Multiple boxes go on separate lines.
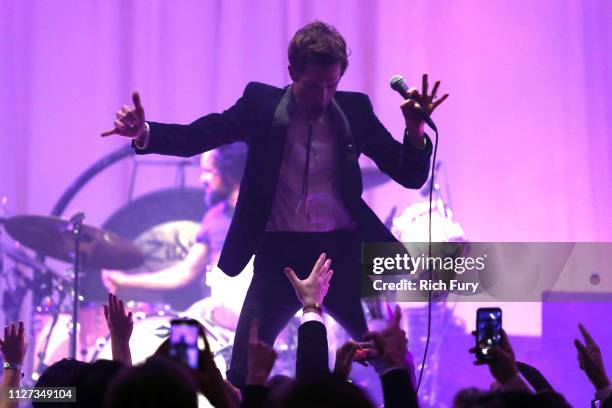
top-left (284, 267), bottom-right (299, 286)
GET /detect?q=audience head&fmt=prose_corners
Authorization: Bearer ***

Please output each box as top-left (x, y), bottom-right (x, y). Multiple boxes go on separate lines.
top-left (281, 375), bottom-right (374, 408)
top-left (104, 355), bottom-right (198, 408)
top-left (73, 359), bottom-right (124, 408)
top-left (265, 374), bottom-right (296, 408)
top-left (453, 387), bottom-right (487, 408)
top-left (33, 358), bottom-right (89, 408)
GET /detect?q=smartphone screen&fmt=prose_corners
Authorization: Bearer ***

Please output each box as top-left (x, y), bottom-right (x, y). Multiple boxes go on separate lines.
top-left (476, 307), bottom-right (502, 360)
top-left (170, 320), bottom-right (202, 369)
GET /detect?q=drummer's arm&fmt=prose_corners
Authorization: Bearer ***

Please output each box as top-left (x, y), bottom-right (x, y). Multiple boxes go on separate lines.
top-left (111, 243), bottom-right (208, 290)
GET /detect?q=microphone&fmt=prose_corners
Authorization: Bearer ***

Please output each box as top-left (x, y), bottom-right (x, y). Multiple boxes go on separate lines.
top-left (390, 75), bottom-right (437, 131)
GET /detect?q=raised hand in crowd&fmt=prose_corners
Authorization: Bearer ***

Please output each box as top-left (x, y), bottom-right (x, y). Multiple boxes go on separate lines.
top-left (0, 321), bottom-right (28, 408)
top-left (332, 339), bottom-right (373, 380)
top-left (103, 293), bottom-right (133, 365)
top-left (284, 252), bottom-right (334, 312)
top-left (364, 306), bottom-right (419, 408)
top-left (365, 306), bottom-right (411, 371)
top-left (469, 329), bottom-right (534, 393)
top-left (101, 92), bottom-right (147, 142)
top-left (574, 323), bottom-right (611, 400)
top-left (246, 318), bottom-right (277, 386)
top-left (190, 322), bottom-right (238, 408)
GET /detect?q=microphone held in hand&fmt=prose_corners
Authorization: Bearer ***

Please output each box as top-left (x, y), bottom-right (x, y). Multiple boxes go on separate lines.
top-left (390, 75), bottom-right (437, 131)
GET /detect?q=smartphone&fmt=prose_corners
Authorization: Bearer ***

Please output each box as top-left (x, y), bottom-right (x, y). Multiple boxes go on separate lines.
top-left (476, 307), bottom-right (502, 361)
top-left (169, 319), bottom-right (206, 369)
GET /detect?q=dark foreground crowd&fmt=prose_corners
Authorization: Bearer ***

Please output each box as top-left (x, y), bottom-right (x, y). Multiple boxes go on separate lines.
top-left (0, 254), bottom-right (609, 408)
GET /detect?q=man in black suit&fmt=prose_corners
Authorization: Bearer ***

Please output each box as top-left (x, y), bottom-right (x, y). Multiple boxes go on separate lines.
top-left (102, 21), bottom-right (448, 387)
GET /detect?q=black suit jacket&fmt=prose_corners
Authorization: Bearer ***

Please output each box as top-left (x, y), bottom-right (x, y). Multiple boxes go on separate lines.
top-left (296, 320), bottom-right (330, 381)
top-left (138, 82), bottom-right (432, 277)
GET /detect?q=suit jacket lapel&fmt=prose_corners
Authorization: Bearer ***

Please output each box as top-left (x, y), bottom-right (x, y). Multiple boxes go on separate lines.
top-left (330, 97), bottom-right (359, 163)
top-left (252, 86), bottom-right (293, 216)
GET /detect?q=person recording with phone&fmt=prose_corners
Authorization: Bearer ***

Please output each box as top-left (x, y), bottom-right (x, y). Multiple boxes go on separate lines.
top-left (101, 20), bottom-right (448, 388)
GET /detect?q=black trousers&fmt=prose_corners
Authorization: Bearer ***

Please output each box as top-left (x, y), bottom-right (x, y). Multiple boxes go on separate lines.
top-left (226, 230), bottom-right (368, 388)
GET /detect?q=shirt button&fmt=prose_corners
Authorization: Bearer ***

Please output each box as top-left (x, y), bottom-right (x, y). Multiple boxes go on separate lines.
top-left (347, 144), bottom-right (353, 150)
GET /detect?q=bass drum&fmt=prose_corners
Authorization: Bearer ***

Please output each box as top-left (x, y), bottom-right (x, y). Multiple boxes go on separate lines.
top-left (31, 303), bottom-right (110, 374)
top-left (391, 199), bottom-right (465, 243)
top-left (93, 313), bottom-right (228, 376)
top-left (81, 187), bottom-right (209, 310)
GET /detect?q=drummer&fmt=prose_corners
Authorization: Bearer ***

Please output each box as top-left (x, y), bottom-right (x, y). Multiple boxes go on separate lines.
top-left (102, 143), bottom-right (250, 330)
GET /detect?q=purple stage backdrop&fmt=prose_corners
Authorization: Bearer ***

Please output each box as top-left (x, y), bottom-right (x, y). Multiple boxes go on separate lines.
top-left (1, 0), bottom-right (611, 241)
top-left (1, 0), bottom-right (611, 406)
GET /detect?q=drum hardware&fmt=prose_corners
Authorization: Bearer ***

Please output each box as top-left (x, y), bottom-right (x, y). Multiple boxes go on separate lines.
top-left (4, 213), bottom-right (144, 359)
top-left (32, 287), bottom-right (70, 379)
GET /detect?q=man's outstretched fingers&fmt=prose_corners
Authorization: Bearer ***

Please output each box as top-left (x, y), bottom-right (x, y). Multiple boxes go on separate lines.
top-left (432, 93), bottom-right (449, 110)
top-left (312, 253), bottom-right (326, 275)
top-left (318, 259), bottom-right (332, 277)
top-left (284, 267), bottom-right (300, 286)
top-left (431, 80), bottom-right (440, 99)
top-left (132, 92), bottom-right (143, 113)
top-left (322, 268), bottom-right (334, 284)
top-left (392, 305), bottom-right (402, 327)
top-left (101, 128), bottom-right (118, 137)
top-left (579, 323), bottom-right (596, 346)
top-left (574, 339), bottom-right (588, 358)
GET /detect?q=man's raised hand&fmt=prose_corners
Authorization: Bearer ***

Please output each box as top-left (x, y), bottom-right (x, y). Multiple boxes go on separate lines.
top-left (101, 92), bottom-right (146, 139)
top-left (0, 321), bottom-right (28, 367)
top-left (575, 323), bottom-right (610, 391)
top-left (469, 329), bottom-right (518, 384)
top-left (103, 293), bottom-right (134, 365)
top-left (284, 253), bottom-right (334, 307)
top-left (364, 305), bottom-right (410, 371)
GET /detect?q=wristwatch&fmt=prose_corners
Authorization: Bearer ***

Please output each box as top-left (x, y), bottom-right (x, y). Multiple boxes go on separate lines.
top-left (3, 362), bottom-right (22, 371)
top-left (3, 361), bottom-right (24, 378)
top-left (302, 302), bottom-right (323, 315)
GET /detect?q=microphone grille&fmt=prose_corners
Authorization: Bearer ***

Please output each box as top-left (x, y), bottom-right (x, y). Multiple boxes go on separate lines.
top-left (389, 75), bottom-right (405, 90)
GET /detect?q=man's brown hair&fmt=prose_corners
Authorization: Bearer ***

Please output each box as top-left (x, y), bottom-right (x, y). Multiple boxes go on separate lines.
top-left (288, 21), bottom-right (349, 76)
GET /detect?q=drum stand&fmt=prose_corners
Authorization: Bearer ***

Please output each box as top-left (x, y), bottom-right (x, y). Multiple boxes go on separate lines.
top-left (67, 212), bottom-right (85, 359)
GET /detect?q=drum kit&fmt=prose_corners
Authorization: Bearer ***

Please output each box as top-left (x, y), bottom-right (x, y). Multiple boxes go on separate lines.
top-left (0, 213), bottom-right (147, 376)
top-left (0, 212), bottom-right (316, 379)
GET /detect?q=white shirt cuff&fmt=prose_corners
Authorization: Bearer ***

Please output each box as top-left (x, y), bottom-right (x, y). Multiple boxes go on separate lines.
top-left (133, 122), bottom-right (150, 149)
top-left (301, 311), bottom-right (324, 325)
top-left (596, 384), bottom-right (612, 401)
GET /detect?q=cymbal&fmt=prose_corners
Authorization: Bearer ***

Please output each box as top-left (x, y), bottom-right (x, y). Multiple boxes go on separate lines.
top-left (361, 167), bottom-right (390, 190)
top-left (4, 215), bottom-right (144, 270)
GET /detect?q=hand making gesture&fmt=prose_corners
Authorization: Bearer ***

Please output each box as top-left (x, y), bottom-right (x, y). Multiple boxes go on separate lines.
top-left (101, 92), bottom-right (147, 140)
top-left (284, 253), bottom-right (334, 310)
top-left (575, 323), bottom-right (610, 391)
top-left (103, 293), bottom-right (134, 365)
top-left (401, 73), bottom-right (449, 144)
